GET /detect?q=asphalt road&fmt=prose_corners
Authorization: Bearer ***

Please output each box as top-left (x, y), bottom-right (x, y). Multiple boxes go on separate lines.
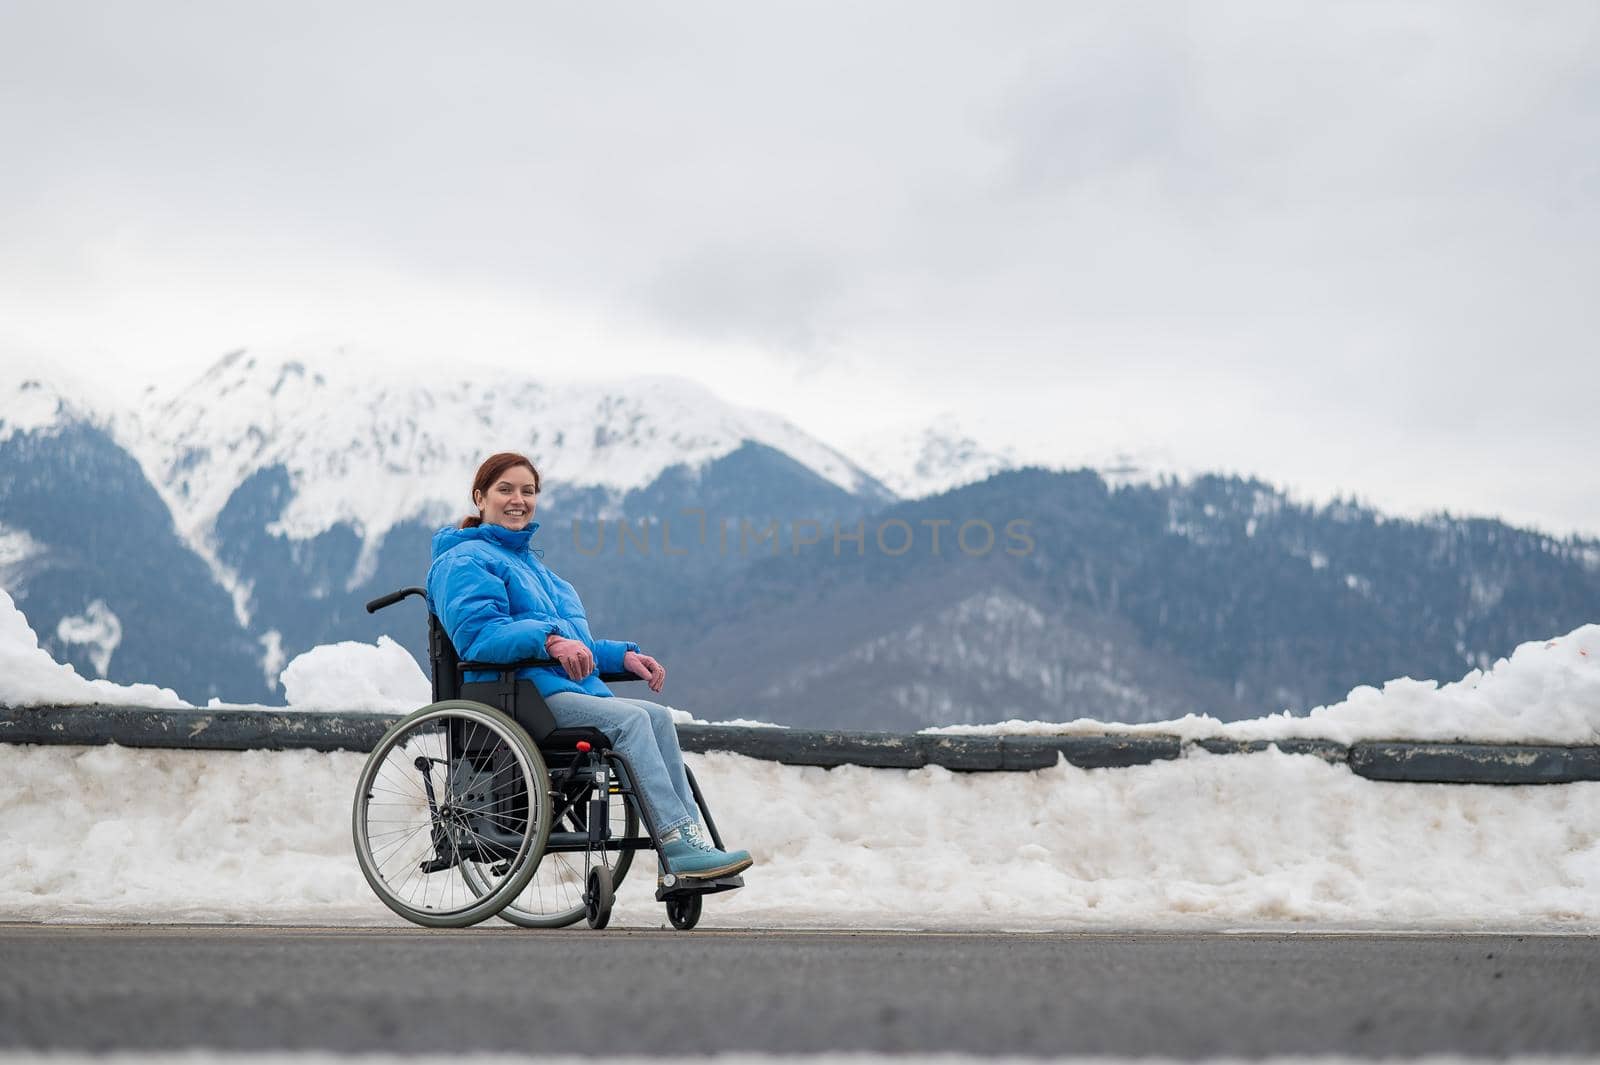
top-left (1, 925), bottom-right (1596, 1058)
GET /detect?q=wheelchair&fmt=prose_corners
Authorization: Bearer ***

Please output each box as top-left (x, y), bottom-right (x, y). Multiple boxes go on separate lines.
top-left (352, 586), bottom-right (743, 930)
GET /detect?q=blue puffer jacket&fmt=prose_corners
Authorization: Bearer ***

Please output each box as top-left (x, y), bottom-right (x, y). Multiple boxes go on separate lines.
top-left (427, 522), bottom-right (637, 699)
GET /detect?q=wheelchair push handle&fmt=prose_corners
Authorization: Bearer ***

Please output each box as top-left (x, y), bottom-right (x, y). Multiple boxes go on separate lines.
top-left (366, 586), bottom-right (427, 614)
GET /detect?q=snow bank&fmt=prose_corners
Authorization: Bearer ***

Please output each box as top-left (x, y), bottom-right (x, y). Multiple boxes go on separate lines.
top-left (4, 742), bottom-right (1597, 929)
top-left (279, 636), bottom-right (430, 712)
top-left (0, 588), bottom-right (188, 709)
top-left (927, 624), bottom-right (1600, 746)
top-left (5, 574), bottom-right (1593, 748)
top-left (268, 622), bottom-right (1600, 742)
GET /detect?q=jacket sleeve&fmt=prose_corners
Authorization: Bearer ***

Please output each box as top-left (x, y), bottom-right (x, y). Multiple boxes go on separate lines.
top-left (593, 638), bottom-right (640, 674)
top-left (542, 565), bottom-right (637, 671)
top-left (428, 553), bottom-right (561, 664)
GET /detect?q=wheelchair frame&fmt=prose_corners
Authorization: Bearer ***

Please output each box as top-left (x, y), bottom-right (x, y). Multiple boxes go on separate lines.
top-left (356, 585), bottom-right (743, 929)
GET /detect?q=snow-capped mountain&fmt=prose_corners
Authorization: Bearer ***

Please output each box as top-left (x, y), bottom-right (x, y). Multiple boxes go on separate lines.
top-left (845, 417), bottom-right (1189, 501)
top-left (0, 373), bottom-right (116, 448)
top-left (845, 415), bottom-right (1021, 499)
top-left (118, 348), bottom-right (893, 553)
top-left (0, 382), bottom-right (267, 702)
top-left (0, 351), bottom-right (901, 701)
top-left (7, 352), bottom-right (1598, 726)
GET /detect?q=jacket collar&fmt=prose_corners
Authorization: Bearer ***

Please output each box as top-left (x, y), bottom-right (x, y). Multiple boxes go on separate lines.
top-left (474, 521), bottom-right (540, 550)
top-left (431, 520), bottom-right (542, 558)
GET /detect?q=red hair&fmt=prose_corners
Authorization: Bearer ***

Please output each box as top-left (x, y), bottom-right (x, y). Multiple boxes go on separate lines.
top-left (460, 452), bottom-right (541, 529)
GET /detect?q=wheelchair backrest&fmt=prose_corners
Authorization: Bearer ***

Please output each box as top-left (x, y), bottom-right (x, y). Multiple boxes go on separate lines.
top-left (425, 607), bottom-right (559, 741)
top-left (426, 612), bottom-right (465, 703)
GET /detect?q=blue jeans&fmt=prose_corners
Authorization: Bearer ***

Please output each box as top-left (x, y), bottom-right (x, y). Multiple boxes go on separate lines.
top-left (543, 692), bottom-right (698, 837)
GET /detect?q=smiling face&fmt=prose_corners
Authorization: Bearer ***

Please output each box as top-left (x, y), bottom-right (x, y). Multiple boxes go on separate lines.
top-left (473, 464), bottom-right (540, 530)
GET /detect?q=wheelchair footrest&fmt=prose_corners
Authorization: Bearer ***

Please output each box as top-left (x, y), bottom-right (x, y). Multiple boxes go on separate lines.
top-left (654, 873), bottom-right (744, 902)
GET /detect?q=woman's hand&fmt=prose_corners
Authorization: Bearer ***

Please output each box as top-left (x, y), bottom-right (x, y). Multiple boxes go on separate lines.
top-left (544, 634), bottom-right (595, 682)
top-left (623, 650), bottom-right (666, 693)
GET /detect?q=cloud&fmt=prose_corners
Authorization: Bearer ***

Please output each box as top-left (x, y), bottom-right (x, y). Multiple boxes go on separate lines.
top-left (1, 0), bottom-right (1597, 533)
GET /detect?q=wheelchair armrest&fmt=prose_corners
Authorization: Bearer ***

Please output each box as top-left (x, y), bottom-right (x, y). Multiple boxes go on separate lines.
top-left (456, 658), bottom-right (641, 684)
top-left (458, 657), bottom-right (561, 672)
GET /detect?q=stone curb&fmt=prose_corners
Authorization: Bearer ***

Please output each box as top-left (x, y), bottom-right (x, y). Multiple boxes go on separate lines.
top-left (1347, 741), bottom-right (1600, 785)
top-left (2, 705), bottom-right (1597, 784)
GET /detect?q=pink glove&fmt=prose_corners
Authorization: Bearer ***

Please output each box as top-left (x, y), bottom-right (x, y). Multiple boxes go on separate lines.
top-left (544, 634), bottom-right (594, 681)
top-left (623, 650), bottom-right (666, 693)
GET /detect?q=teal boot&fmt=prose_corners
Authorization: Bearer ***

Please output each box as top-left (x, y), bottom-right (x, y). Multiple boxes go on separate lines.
top-left (659, 823), bottom-right (753, 879)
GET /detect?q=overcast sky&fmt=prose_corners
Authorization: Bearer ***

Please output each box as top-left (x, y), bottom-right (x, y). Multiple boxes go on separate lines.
top-left (2, 1), bottom-right (1596, 535)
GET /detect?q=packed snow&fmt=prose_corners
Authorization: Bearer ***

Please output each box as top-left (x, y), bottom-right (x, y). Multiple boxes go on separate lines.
top-left (0, 589), bottom-right (187, 709)
top-left (278, 635), bottom-right (430, 712)
top-left (925, 626), bottom-right (1600, 746)
top-left (2, 741), bottom-right (1597, 929)
top-left (3, 590), bottom-right (1599, 929)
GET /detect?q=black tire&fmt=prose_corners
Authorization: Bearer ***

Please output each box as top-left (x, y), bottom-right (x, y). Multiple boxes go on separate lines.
top-left (352, 701), bottom-right (551, 928)
top-left (665, 892), bottom-right (702, 931)
top-left (586, 865), bottom-right (614, 930)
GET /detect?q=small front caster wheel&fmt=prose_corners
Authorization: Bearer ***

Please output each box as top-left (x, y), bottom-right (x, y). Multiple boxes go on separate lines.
top-left (665, 892), bottom-right (702, 931)
top-left (585, 866), bottom-right (614, 930)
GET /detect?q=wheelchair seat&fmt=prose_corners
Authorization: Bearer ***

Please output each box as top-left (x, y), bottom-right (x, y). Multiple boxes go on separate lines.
top-left (541, 726), bottom-right (612, 753)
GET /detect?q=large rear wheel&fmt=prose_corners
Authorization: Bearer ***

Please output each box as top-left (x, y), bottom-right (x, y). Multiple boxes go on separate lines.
top-left (352, 701), bottom-right (551, 928)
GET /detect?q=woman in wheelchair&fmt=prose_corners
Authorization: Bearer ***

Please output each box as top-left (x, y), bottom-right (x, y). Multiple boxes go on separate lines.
top-left (426, 450), bottom-right (754, 883)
